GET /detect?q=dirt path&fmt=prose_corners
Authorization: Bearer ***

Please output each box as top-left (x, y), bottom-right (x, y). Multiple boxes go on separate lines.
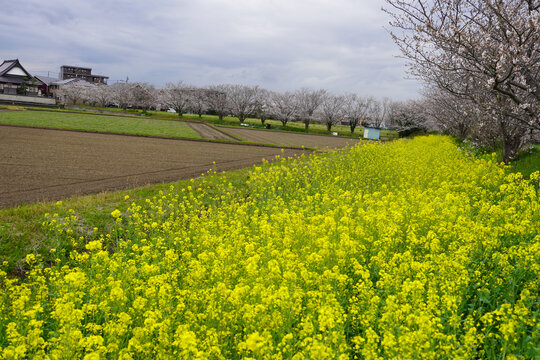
top-left (218, 126), bottom-right (362, 149)
top-left (187, 122), bottom-right (238, 140)
top-left (0, 126), bottom-right (308, 208)
top-left (64, 106), bottom-right (135, 116)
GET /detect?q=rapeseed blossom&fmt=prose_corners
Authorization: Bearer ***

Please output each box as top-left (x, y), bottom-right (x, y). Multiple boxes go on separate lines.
top-left (0, 136), bottom-right (538, 359)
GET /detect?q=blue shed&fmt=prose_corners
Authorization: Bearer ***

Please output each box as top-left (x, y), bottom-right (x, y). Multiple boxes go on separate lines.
top-left (363, 126), bottom-right (381, 140)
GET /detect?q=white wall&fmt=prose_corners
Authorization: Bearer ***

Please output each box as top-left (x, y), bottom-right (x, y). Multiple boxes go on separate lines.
top-left (0, 94), bottom-right (56, 105)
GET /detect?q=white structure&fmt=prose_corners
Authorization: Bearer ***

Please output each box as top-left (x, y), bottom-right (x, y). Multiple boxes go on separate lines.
top-left (363, 126), bottom-right (381, 140)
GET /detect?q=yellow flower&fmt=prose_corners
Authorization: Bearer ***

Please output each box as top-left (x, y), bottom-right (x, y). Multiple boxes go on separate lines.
top-left (25, 253), bottom-right (36, 265)
top-left (0, 136), bottom-right (537, 358)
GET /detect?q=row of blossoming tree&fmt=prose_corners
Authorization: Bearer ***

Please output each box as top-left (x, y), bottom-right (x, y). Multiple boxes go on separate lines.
top-left (57, 81), bottom-right (404, 132)
top-left (57, 0), bottom-right (539, 160)
top-left (384, 0), bottom-right (540, 162)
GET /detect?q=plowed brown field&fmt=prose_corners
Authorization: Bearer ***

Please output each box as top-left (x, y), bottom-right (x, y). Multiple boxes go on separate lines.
top-left (0, 126), bottom-right (307, 208)
top-left (218, 126), bottom-right (362, 148)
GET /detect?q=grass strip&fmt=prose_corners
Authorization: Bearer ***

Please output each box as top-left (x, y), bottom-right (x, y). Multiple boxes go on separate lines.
top-left (0, 110), bottom-right (201, 139)
top-left (63, 105), bottom-right (400, 139)
top-left (509, 145), bottom-right (540, 178)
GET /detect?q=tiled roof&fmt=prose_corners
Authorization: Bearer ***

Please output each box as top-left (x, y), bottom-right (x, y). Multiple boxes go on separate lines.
top-left (51, 78), bottom-right (81, 85)
top-left (0, 76), bottom-right (44, 86)
top-left (0, 75), bottom-right (24, 84)
top-left (35, 75), bottom-right (60, 86)
top-left (51, 78), bottom-right (94, 86)
top-left (0, 60), bottom-right (17, 76)
top-left (0, 59), bottom-right (36, 82)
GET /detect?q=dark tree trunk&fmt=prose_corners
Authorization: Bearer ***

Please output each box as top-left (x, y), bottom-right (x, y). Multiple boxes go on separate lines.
top-left (458, 122), bottom-right (468, 139)
top-left (350, 120), bottom-right (358, 134)
top-left (499, 119), bottom-right (522, 163)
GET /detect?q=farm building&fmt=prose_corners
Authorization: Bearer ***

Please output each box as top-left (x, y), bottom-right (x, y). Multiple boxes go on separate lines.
top-left (0, 59), bottom-right (43, 95)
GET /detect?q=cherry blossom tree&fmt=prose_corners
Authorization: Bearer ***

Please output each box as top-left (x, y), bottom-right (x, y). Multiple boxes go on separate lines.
top-left (295, 88), bottom-right (327, 130)
top-left (92, 85), bottom-right (113, 107)
top-left (189, 88), bottom-right (209, 118)
top-left (469, 89), bottom-right (532, 160)
top-left (163, 81), bottom-right (192, 117)
top-left (319, 94), bottom-right (345, 132)
top-left (421, 87), bottom-right (476, 138)
top-left (254, 88), bottom-right (271, 125)
top-left (57, 81), bottom-right (92, 105)
top-left (366, 97), bottom-right (391, 128)
top-left (269, 91), bottom-right (298, 127)
top-left (384, 0), bottom-right (540, 161)
top-left (110, 82), bottom-right (134, 110)
top-left (342, 94), bottom-right (373, 133)
top-left (131, 83), bottom-right (156, 110)
top-left (206, 85), bottom-right (229, 121)
top-left (225, 84), bottom-right (261, 123)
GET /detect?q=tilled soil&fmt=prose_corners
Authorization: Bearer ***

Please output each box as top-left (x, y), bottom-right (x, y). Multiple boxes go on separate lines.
top-left (218, 126), bottom-right (362, 149)
top-left (0, 126), bottom-right (307, 208)
top-left (187, 122), bottom-right (237, 140)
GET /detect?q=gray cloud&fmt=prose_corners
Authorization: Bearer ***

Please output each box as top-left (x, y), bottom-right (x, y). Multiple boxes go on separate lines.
top-left (0, 0), bottom-right (421, 100)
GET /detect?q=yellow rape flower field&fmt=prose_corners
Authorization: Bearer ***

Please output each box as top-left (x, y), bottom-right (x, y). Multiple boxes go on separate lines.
top-left (1, 136), bottom-right (538, 359)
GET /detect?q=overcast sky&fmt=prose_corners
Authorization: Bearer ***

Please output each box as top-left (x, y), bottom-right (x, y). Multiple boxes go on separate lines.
top-left (1, 0), bottom-right (421, 100)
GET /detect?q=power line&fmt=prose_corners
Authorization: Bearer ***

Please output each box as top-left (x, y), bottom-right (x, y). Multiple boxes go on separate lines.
top-left (32, 71), bottom-right (60, 78)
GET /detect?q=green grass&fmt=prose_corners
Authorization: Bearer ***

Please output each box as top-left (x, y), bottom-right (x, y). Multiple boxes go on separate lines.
top-left (509, 145), bottom-right (540, 178)
top-left (65, 105), bottom-right (399, 139)
top-left (67, 104), bottom-right (146, 115)
top-left (177, 113), bottom-right (398, 139)
top-left (9, 105), bottom-right (398, 140)
top-left (28, 106), bottom-right (140, 117)
top-left (0, 110), bottom-right (201, 139)
top-left (454, 137), bottom-right (540, 178)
